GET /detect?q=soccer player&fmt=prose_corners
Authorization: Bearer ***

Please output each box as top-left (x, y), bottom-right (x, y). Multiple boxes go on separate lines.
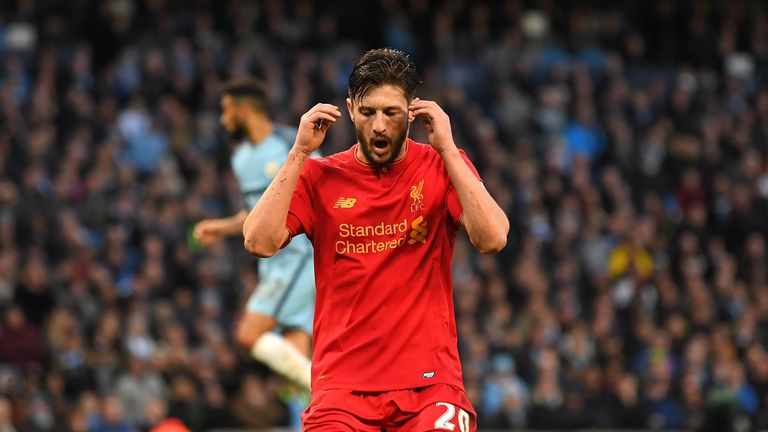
top-left (242, 49), bottom-right (509, 430)
top-left (193, 80), bottom-right (314, 390)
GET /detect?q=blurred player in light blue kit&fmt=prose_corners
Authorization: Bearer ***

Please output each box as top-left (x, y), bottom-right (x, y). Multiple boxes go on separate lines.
top-left (193, 80), bottom-right (314, 390)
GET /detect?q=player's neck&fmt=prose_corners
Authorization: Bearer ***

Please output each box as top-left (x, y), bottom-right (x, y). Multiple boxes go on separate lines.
top-left (355, 139), bottom-right (409, 166)
top-left (246, 117), bottom-right (274, 145)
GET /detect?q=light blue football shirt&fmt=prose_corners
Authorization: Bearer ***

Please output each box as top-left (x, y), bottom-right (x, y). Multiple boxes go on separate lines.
top-left (231, 125), bottom-right (315, 270)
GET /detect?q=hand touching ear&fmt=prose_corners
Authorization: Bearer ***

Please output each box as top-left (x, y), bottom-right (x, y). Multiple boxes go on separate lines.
top-left (408, 98), bottom-right (455, 154)
top-left (294, 103), bottom-right (342, 156)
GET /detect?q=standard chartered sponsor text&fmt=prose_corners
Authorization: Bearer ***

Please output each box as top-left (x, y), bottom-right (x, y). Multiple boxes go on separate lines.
top-left (336, 219), bottom-right (411, 254)
top-left (338, 219), bottom-right (408, 237)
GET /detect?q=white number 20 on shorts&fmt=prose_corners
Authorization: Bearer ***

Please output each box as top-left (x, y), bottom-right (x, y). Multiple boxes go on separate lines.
top-left (434, 402), bottom-right (470, 431)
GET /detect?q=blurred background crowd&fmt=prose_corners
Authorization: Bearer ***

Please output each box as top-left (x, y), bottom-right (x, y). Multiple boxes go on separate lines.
top-left (1, 0), bottom-right (768, 431)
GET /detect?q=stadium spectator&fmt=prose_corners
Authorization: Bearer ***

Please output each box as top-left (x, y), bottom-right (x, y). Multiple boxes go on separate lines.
top-left (0, 306), bottom-right (46, 370)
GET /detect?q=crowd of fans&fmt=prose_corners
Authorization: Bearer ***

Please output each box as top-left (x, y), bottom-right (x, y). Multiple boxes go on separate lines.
top-left (1, 0), bottom-right (768, 430)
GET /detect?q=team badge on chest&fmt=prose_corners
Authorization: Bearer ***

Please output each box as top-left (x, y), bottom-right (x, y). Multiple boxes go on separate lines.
top-left (410, 179), bottom-right (425, 212)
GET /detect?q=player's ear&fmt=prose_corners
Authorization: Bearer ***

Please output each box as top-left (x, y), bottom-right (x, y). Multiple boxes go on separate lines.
top-left (408, 110), bottom-right (414, 123)
top-left (237, 101), bottom-right (250, 119)
top-left (346, 98), bottom-right (354, 122)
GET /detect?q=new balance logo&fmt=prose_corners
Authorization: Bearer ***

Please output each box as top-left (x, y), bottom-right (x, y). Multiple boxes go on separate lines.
top-left (408, 215), bottom-right (427, 244)
top-left (333, 197), bottom-right (357, 208)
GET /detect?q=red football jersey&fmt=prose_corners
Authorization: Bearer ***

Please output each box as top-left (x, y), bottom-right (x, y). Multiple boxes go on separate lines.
top-left (285, 139), bottom-right (481, 392)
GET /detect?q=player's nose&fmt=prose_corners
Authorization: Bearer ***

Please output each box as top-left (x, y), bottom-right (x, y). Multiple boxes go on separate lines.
top-left (372, 112), bottom-right (386, 134)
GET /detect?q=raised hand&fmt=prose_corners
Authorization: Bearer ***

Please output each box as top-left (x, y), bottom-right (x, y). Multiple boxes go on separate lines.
top-left (294, 103), bottom-right (342, 156)
top-left (408, 98), bottom-right (456, 154)
top-left (193, 219), bottom-right (224, 245)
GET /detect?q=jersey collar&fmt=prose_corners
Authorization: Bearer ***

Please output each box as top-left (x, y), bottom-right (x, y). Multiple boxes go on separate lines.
top-left (351, 138), bottom-right (418, 175)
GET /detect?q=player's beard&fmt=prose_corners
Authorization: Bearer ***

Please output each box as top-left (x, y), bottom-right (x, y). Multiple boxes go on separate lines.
top-left (226, 120), bottom-right (248, 142)
top-left (356, 122), bottom-right (409, 166)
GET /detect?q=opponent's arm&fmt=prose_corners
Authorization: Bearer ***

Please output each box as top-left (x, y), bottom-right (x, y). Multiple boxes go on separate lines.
top-left (243, 103), bottom-right (341, 257)
top-left (408, 98), bottom-right (509, 254)
top-left (193, 210), bottom-right (248, 245)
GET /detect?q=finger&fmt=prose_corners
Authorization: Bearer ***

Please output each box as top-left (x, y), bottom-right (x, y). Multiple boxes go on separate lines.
top-left (409, 107), bottom-right (434, 120)
top-left (314, 102), bottom-right (339, 109)
top-left (408, 99), bottom-right (433, 109)
top-left (192, 232), bottom-right (208, 245)
top-left (193, 225), bottom-right (204, 238)
top-left (409, 105), bottom-right (429, 113)
top-left (310, 104), bottom-right (342, 117)
top-left (309, 113), bottom-right (341, 128)
top-left (303, 106), bottom-right (340, 124)
top-left (318, 120), bottom-right (333, 133)
top-left (408, 102), bottom-right (426, 111)
top-left (421, 117), bottom-right (433, 132)
top-left (308, 112), bottom-right (339, 126)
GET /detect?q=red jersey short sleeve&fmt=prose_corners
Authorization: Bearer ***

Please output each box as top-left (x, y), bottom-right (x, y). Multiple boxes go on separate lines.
top-left (286, 161), bottom-right (315, 238)
top-left (446, 149), bottom-right (483, 226)
top-left (295, 140), bottom-right (475, 393)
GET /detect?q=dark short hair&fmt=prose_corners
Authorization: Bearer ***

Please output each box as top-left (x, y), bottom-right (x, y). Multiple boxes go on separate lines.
top-left (348, 48), bottom-right (420, 103)
top-left (220, 79), bottom-right (267, 112)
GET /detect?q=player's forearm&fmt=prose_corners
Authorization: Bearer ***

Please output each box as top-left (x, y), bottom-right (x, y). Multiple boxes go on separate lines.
top-left (441, 148), bottom-right (509, 254)
top-left (243, 148), bottom-right (308, 257)
top-left (216, 210), bottom-right (249, 236)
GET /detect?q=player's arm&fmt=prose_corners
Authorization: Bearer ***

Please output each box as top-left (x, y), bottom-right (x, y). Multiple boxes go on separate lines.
top-left (193, 210), bottom-right (248, 245)
top-left (409, 98), bottom-right (509, 254)
top-left (242, 103), bottom-right (341, 257)
top-left (444, 149), bottom-right (509, 253)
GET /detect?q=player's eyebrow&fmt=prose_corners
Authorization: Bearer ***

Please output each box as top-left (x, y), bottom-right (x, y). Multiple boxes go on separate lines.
top-left (358, 104), bottom-right (404, 112)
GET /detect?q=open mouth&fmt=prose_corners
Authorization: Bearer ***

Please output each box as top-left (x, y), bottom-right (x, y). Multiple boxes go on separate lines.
top-left (373, 139), bottom-right (389, 149)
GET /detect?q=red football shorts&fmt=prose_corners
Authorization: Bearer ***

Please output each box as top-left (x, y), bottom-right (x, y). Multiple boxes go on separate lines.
top-left (302, 383), bottom-right (477, 432)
